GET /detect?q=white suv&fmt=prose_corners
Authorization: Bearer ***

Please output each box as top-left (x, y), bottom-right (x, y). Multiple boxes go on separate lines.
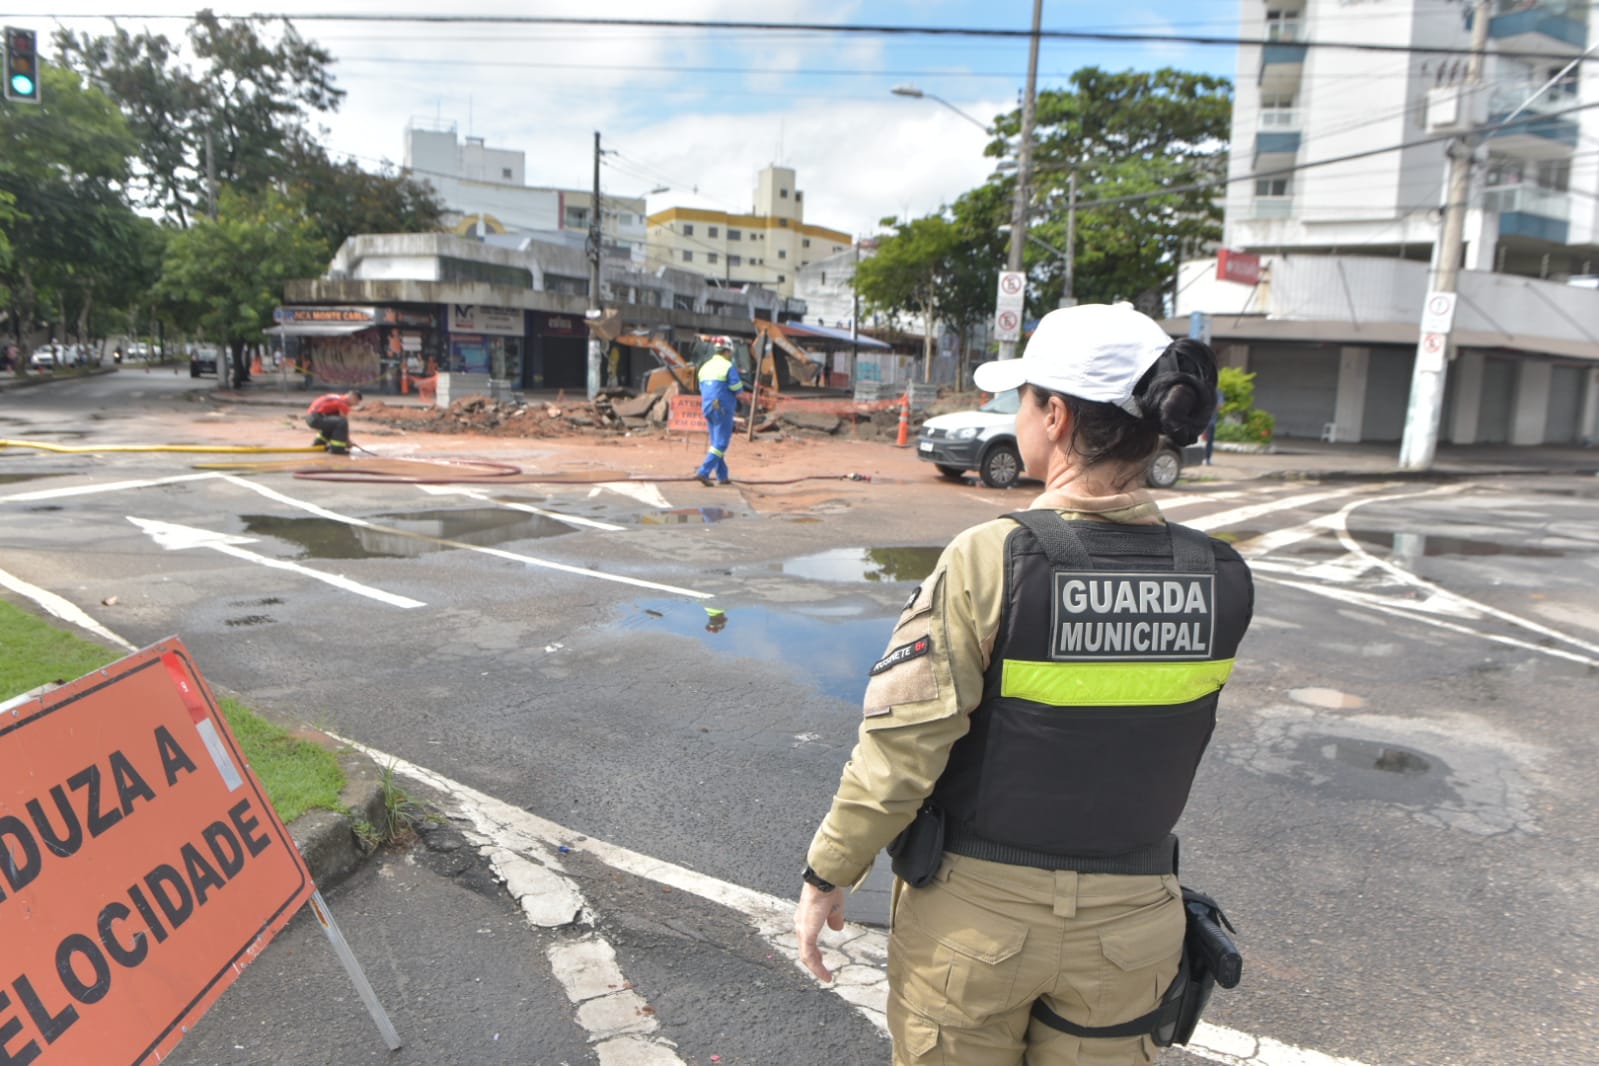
top-left (916, 390), bottom-right (1198, 489)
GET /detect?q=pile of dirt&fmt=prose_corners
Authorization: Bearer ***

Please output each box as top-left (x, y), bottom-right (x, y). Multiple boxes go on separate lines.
top-left (361, 393), bottom-right (921, 443)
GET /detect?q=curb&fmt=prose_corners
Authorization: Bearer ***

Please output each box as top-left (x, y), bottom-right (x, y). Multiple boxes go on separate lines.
top-left (285, 727), bottom-right (390, 891)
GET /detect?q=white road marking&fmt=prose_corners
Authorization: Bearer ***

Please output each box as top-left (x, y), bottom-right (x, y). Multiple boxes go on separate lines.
top-left (221, 475), bottom-right (711, 599)
top-left (1182, 488), bottom-right (1376, 533)
top-left (0, 565), bottom-right (137, 651)
top-left (416, 483), bottom-right (627, 531)
top-left (591, 481), bottom-right (673, 509)
top-left (0, 471), bottom-right (222, 502)
top-left (127, 517), bottom-right (427, 609)
top-left (1231, 514), bottom-right (1344, 557)
top-left (344, 737), bottom-right (1377, 1066)
top-left (1155, 491), bottom-right (1247, 512)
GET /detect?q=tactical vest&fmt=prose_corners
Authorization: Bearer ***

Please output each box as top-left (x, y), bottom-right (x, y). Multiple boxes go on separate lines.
top-left (932, 510), bottom-right (1253, 873)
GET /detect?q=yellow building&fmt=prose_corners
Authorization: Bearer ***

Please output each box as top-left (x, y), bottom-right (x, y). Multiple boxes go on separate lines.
top-left (645, 166), bottom-right (852, 298)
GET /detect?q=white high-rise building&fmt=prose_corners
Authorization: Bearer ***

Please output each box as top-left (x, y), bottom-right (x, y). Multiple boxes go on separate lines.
top-left (1226, 0), bottom-right (1596, 278)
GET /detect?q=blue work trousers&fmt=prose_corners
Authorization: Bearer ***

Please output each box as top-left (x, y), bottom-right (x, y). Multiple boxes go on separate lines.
top-left (695, 399), bottom-right (735, 482)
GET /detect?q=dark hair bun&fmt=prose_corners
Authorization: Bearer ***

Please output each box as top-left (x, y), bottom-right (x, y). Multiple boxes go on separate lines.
top-left (1136, 337), bottom-right (1218, 447)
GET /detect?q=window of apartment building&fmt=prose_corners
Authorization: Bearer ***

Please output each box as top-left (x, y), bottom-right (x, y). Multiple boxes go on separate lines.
top-left (729, 228), bottom-right (742, 240)
top-left (1536, 159), bottom-right (1571, 191)
top-left (778, 274), bottom-right (786, 283)
top-left (778, 249), bottom-right (788, 259)
top-left (780, 188), bottom-right (789, 198)
top-left (565, 207), bottom-right (589, 228)
top-left (796, 191), bottom-right (803, 202)
top-left (833, 245), bottom-right (843, 253)
top-left (729, 254), bottom-right (742, 267)
top-left (708, 253), bottom-right (719, 264)
top-left (1264, 8), bottom-right (1299, 40)
top-left (682, 250), bottom-right (694, 262)
top-left (682, 223), bottom-right (694, 236)
top-left (709, 226), bottom-right (719, 238)
top-left (802, 238), bottom-right (811, 248)
top-left (820, 272), bottom-right (826, 284)
top-left (1255, 178), bottom-right (1290, 197)
top-left (778, 218), bottom-right (789, 227)
top-left (1259, 94), bottom-right (1297, 128)
top-left (502, 167), bottom-right (513, 180)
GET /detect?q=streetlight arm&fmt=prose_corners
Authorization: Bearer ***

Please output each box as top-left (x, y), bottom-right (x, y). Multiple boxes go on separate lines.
top-left (890, 84), bottom-right (993, 134)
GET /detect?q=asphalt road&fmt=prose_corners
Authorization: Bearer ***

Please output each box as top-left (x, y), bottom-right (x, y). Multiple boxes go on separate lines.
top-left (2, 371), bottom-right (1596, 1066)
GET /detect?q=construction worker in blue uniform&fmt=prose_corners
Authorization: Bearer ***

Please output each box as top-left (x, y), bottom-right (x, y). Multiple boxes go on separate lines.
top-left (694, 340), bottom-right (747, 486)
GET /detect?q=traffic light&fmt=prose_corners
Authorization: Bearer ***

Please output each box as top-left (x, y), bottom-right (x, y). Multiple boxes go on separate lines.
top-left (4, 27), bottom-right (40, 105)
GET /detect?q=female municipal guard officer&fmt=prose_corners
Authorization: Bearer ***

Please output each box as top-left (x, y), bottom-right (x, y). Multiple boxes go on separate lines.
top-left (795, 303), bottom-right (1254, 1065)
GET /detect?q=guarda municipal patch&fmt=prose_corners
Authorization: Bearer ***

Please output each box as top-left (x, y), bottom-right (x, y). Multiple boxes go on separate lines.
top-left (1050, 571), bottom-right (1215, 661)
top-left (871, 636), bottom-right (932, 676)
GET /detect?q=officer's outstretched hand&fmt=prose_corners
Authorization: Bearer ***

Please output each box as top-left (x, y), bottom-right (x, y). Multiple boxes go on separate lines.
top-left (795, 883), bottom-right (846, 983)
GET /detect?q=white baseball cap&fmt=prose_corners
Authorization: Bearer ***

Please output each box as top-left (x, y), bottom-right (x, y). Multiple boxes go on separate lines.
top-left (972, 303), bottom-right (1173, 415)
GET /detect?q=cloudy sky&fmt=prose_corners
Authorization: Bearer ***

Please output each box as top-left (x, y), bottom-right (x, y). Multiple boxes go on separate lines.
top-left (20, 1), bottom-right (1244, 236)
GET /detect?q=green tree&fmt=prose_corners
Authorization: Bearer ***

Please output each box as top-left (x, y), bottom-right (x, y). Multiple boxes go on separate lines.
top-left (283, 144), bottom-right (446, 252)
top-left (57, 10), bottom-right (344, 226)
top-left (0, 64), bottom-right (144, 358)
top-left (990, 67), bottom-right (1232, 313)
top-left (854, 215), bottom-right (967, 383)
top-left (153, 186), bottom-right (330, 385)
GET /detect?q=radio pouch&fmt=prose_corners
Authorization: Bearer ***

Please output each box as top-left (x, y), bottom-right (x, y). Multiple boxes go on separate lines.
top-left (887, 805), bottom-right (946, 888)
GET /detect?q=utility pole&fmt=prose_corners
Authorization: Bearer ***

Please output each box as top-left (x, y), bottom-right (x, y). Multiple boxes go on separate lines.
top-left (997, 0), bottom-right (1043, 361)
top-left (1062, 169), bottom-right (1077, 308)
top-left (1399, 0), bottom-right (1489, 470)
top-left (204, 129), bottom-right (218, 220)
top-left (586, 130), bottom-right (603, 401)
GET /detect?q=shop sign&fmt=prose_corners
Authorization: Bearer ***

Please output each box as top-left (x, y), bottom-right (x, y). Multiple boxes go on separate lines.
top-left (274, 306), bottom-right (378, 324)
top-left (448, 304), bottom-right (522, 336)
top-left (542, 315), bottom-right (584, 335)
top-left (1216, 250), bottom-right (1262, 286)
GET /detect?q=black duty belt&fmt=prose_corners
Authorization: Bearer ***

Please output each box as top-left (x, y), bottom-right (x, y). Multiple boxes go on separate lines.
top-left (944, 825), bottom-right (1178, 876)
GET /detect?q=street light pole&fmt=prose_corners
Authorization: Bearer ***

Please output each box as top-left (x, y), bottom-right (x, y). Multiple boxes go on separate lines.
top-left (1062, 169), bottom-right (1076, 308)
top-left (1000, 0), bottom-right (1045, 361)
top-left (586, 130), bottom-right (603, 401)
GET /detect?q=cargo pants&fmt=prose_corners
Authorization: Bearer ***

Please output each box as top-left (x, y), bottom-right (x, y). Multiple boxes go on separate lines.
top-left (887, 853), bottom-right (1184, 1066)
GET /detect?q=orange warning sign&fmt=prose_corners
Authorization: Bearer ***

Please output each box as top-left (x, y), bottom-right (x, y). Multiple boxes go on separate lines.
top-left (669, 395), bottom-right (709, 433)
top-left (0, 640), bottom-right (313, 1065)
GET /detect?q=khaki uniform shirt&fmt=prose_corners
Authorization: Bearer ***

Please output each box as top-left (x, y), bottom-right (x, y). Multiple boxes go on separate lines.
top-left (806, 488), bottom-right (1167, 888)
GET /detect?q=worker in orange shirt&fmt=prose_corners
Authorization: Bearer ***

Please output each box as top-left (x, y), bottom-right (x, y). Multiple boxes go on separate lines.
top-left (305, 389), bottom-right (362, 455)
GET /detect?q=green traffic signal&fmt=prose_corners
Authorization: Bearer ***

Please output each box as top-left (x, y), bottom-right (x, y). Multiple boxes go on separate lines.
top-left (4, 26), bottom-right (39, 104)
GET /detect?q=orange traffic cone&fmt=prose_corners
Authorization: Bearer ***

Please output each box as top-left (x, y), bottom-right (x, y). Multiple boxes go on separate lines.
top-left (895, 391), bottom-right (911, 447)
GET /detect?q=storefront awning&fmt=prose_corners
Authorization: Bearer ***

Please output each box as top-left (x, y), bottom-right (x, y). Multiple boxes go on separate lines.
top-left (264, 322), bottom-right (376, 337)
top-left (778, 321), bottom-right (892, 350)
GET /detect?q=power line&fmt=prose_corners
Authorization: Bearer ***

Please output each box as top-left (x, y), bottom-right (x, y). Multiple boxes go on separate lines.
top-left (28, 12), bottom-right (1599, 66)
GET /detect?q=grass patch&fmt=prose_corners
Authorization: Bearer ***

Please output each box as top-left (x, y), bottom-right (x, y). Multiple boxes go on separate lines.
top-left (0, 598), bottom-right (344, 823)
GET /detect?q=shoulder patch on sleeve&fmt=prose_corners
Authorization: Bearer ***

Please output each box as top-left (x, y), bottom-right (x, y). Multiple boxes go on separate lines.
top-left (871, 636), bottom-right (931, 676)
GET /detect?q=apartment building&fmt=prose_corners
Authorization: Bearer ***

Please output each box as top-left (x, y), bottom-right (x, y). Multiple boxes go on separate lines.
top-left (402, 121), bottom-right (646, 257)
top-left (645, 166), bottom-right (853, 298)
top-left (1175, 0), bottom-right (1598, 446)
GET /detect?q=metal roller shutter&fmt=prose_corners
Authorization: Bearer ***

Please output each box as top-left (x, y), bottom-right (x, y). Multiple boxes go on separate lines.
top-left (1251, 344), bottom-right (1340, 438)
top-left (1477, 358), bottom-right (1515, 444)
top-left (1545, 365), bottom-right (1583, 444)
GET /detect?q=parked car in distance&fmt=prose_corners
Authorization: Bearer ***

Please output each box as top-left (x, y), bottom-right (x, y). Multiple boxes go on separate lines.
top-left (28, 348), bottom-right (57, 370)
top-left (916, 390), bottom-right (1203, 489)
top-left (189, 345), bottom-right (220, 378)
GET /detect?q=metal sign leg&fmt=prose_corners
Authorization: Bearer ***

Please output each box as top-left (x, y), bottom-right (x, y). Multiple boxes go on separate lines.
top-left (308, 888), bottom-right (404, 1050)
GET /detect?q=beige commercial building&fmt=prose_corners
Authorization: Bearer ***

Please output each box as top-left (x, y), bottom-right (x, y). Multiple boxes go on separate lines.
top-left (646, 166), bottom-right (853, 297)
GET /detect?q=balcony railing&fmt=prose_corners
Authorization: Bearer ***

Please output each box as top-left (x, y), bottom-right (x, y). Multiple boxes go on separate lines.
top-left (1488, 84), bottom-right (1579, 118)
top-left (1258, 108), bottom-right (1303, 131)
top-left (1265, 18), bottom-right (1303, 42)
top-left (1481, 183), bottom-right (1570, 220)
top-left (1252, 196), bottom-right (1295, 220)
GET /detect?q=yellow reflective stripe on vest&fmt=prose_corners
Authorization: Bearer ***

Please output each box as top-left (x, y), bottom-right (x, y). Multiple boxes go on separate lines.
top-left (1000, 658), bottom-right (1236, 707)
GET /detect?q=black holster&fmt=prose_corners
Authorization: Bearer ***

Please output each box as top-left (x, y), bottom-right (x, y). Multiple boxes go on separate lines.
top-left (886, 805), bottom-right (945, 888)
top-left (1031, 885), bottom-right (1241, 1048)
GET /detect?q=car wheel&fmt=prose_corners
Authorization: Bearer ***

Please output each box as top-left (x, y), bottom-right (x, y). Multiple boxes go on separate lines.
top-left (1146, 446), bottom-right (1182, 489)
top-left (979, 442), bottom-right (1022, 489)
top-left (935, 464), bottom-right (966, 482)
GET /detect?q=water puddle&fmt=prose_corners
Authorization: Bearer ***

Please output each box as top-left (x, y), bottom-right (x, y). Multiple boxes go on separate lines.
top-left (635, 507), bottom-right (737, 526)
top-left (1286, 734), bottom-right (1450, 806)
top-left (0, 472), bottom-right (52, 485)
top-left (1351, 529), bottom-right (1563, 559)
top-left (776, 547), bottom-right (943, 584)
top-left (622, 599), bottom-right (895, 704)
top-left (240, 507), bottom-right (573, 560)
